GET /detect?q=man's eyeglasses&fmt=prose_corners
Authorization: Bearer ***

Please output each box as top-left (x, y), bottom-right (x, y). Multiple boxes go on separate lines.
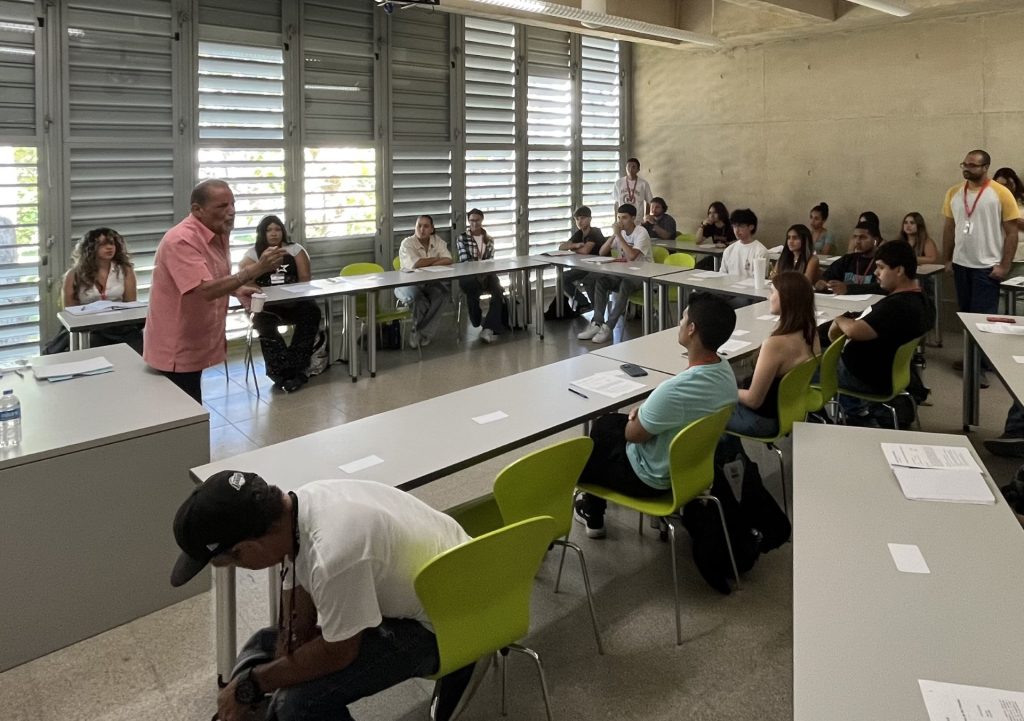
top-left (960, 162), bottom-right (987, 170)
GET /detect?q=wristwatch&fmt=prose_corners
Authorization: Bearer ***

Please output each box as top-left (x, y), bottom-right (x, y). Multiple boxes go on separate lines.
top-left (234, 667), bottom-right (264, 706)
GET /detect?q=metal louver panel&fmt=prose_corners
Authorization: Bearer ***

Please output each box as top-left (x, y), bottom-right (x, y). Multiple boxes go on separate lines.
top-left (580, 35), bottom-right (620, 148)
top-left (392, 148), bottom-right (451, 250)
top-left (198, 0), bottom-right (282, 36)
top-left (198, 41), bottom-right (284, 141)
top-left (527, 149), bottom-right (572, 252)
top-left (303, 146), bottom-right (376, 242)
top-left (0, 146), bottom-right (40, 361)
top-left (390, 11), bottom-right (450, 142)
top-left (526, 27), bottom-right (571, 147)
top-left (465, 148), bottom-right (516, 258)
top-left (464, 17), bottom-right (515, 146)
top-left (0, 0), bottom-right (36, 136)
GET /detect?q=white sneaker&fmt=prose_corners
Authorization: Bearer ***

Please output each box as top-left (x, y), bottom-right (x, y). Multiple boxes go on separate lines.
top-left (577, 322), bottom-right (602, 340)
top-left (419, 334), bottom-right (431, 347)
top-left (408, 330), bottom-right (419, 349)
top-left (592, 324), bottom-right (612, 343)
top-left (480, 328), bottom-right (495, 344)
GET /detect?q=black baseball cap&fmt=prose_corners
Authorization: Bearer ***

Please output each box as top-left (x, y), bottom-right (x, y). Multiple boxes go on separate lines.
top-left (170, 470), bottom-right (274, 587)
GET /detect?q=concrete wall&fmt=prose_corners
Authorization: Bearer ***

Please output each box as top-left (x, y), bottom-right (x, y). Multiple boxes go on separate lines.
top-left (632, 8), bottom-right (1024, 254)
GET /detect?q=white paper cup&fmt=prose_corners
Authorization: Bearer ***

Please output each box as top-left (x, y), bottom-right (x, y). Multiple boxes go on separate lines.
top-left (250, 292), bottom-right (267, 313)
top-left (753, 258), bottom-right (767, 289)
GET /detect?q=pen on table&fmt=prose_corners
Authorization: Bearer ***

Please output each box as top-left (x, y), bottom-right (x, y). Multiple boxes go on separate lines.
top-left (568, 387), bottom-right (588, 399)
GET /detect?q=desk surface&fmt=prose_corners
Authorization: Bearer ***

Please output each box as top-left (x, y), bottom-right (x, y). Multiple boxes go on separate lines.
top-left (538, 253), bottom-right (685, 280)
top-left (959, 312), bottom-right (1024, 403)
top-left (792, 422), bottom-right (1024, 720)
top-left (656, 269), bottom-right (774, 301)
top-left (652, 239), bottom-right (726, 257)
top-left (190, 353), bottom-right (671, 490)
top-left (58, 305), bottom-right (149, 332)
top-left (4, 344), bottom-right (207, 470)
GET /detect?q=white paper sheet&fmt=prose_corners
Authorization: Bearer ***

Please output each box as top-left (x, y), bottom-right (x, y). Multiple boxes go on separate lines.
top-left (730, 278), bottom-right (757, 288)
top-left (570, 373), bottom-right (645, 399)
top-left (892, 467), bottom-right (995, 504)
top-left (581, 257), bottom-right (616, 264)
top-left (757, 314), bottom-right (780, 321)
top-left (309, 278), bottom-right (349, 289)
top-left (339, 454), bottom-right (384, 474)
top-left (280, 282), bottom-right (316, 293)
top-left (542, 250), bottom-right (576, 256)
top-left (887, 543), bottom-right (930, 574)
top-left (1013, 355), bottom-right (1024, 364)
top-left (1002, 276), bottom-right (1024, 287)
top-left (472, 410), bottom-right (508, 425)
top-left (976, 322), bottom-right (1024, 335)
top-left (421, 266), bottom-right (453, 273)
top-left (62, 300), bottom-right (147, 316)
top-left (919, 680), bottom-right (1024, 721)
top-left (718, 339), bottom-right (752, 356)
top-left (33, 356), bottom-right (113, 380)
top-left (831, 294), bottom-right (874, 302)
top-left (690, 271), bottom-right (725, 279)
top-left (882, 443), bottom-right (981, 471)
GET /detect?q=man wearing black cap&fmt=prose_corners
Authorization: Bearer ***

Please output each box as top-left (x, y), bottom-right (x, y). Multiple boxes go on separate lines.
top-left (171, 471), bottom-right (472, 721)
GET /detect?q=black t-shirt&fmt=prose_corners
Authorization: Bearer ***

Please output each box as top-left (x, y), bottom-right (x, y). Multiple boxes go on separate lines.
top-left (700, 222), bottom-right (735, 245)
top-left (642, 213), bottom-right (677, 240)
top-left (841, 289), bottom-right (933, 393)
top-left (254, 248), bottom-right (300, 287)
top-left (568, 226), bottom-right (605, 255)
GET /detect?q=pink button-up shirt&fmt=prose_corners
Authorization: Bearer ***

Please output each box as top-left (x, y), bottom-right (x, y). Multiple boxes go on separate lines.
top-left (143, 214), bottom-right (231, 373)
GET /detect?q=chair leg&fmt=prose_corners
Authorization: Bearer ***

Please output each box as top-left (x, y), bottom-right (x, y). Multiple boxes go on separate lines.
top-left (637, 511), bottom-right (644, 536)
top-left (665, 517), bottom-right (682, 645)
top-left (883, 402), bottom-right (899, 430)
top-left (701, 494), bottom-right (742, 591)
top-left (553, 537), bottom-right (568, 592)
top-left (906, 392), bottom-right (921, 430)
top-left (771, 444), bottom-right (788, 518)
top-left (500, 648), bottom-right (509, 716)
top-left (554, 539), bottom-right (604, 655)
top-left (508, 644), bottom-right (554, 721)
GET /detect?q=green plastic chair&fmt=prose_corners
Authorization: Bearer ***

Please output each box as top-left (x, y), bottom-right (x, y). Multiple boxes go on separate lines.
top-left (652, 245), bottom-right (670, 264)
top-left (677, 232), bottom-right (697, 243)
top-left (626, 247), bottom-right (671, 321)
top-left (340, 261), bottom-right (414, 351)
top-left (807, 335), bottom-right (846, 423)
top-left (576, 405), bottom-right (735, 645)
top-left (445, 437), bottom-right (603, 654)
top-left (837, 335), bottom-right (924, 430)
top-left (662, 252), bottom-right (696, 323)
top-left (416, 516), bottom-right (558, 721)
top-left (726, 354), bottom-right (820, 517)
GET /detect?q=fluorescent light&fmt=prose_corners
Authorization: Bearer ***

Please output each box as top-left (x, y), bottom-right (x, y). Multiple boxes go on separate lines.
top-left (845, 0), bottom-right (911, 17)
top-left (468, 0), bottom-right (722, 47)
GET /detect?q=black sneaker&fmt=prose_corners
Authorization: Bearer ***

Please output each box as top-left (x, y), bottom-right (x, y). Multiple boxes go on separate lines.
top-left (431, 658), bottom-right (488, 721)
top-left (573, 496), bottom-right (606, 539)
top-left (984, 434), bottom-right (1024, 458)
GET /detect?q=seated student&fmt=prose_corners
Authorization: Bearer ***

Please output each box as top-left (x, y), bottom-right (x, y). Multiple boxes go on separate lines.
top-left (828, 241), bottom-right (933, 417)
top-left (696, 201), bottom-right (736, 246)
top-left (558, 205), bottom-right (605, 311)
top-left (809, 202), bottom-right (837, 255)
top-left (814, 221), bottom-right (883, 296)
top-left (239, 215), bottom-right (322, 393)
top-left (577, 203), bottom-right (652, 344)
top-left (62, 227), bottom-right (143, 353)
top-left (898, 212), bottom-right (939, 264)
top-left (396, 215), bottom-right (453, 349)
top-left (642, 197), bottom-right (677, 241)
top-left (169, 471), bottom-right (475, 721)
top-left (727, 272), bottom-right (819, 438)
top-left (573, 293), bottom-right (739, 537)
top-left (847, 211), bottom-right (882, 252)
top-left (720, 208), bottom-right (768, 278)
top-left (772, 224), bottom-right (819, 283)
top-left (455, 208), bottom-right (504, 344)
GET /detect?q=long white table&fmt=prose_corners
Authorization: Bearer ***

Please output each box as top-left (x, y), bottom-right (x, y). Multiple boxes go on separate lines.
top-left (0, 344), bottom-right (209, 671)
top-left (793, 423), bottom-right (1024, 720)
top-left (959, 311), bottom-right (1024, 432)
top-left (654, 270), bottom-right (773, 324)
top-left (189, 352), bottom-right (672, 680)
top-left (57, 305), bottom-right (148, 350)
top-left (653, 238), bottom-right (726, 270)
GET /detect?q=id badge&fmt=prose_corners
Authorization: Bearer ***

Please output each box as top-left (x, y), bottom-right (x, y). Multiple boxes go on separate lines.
top-left (963, 220), bottom-right (973, 235)
top-left (270, 271), bottom-right (286, 285)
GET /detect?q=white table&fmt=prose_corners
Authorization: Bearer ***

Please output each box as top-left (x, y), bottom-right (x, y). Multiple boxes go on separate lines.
top-left (653, 238), bottom-right (726, 270)
top-left (959, 311), bottom-right (1024, 432)
top-left (1000, 277), bottom-right (1024, 315)
top-left (0, 344), bottom-right (209, 671)
top-left (653, 269), bottom-right (773, 326)
top-left (539, 254), bottom-right (705, 335)
top-left (190, 352), bottom-right (672, 681)
top-left (792, 422), bottom-right (1024, 720)
top-left (57, 305), bottom-right (148, 350)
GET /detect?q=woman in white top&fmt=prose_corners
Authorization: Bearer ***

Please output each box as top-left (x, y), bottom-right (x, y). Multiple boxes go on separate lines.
top-left (993, 167), bottom-right (1024, 278)
top-left (238, 215), bottom-right (322, 393)
top-left (61, 227), bottom-right (143, 352)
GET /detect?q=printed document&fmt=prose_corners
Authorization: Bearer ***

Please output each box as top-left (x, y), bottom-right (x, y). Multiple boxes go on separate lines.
top-left (883, 443), bottom-right (994, 504)
top-left (571, 371), bottom-right (645, 399)
top-left (919, 680), bottom-right (1024, 721)
top-left (63, 300), bottom-right (147, 316)
top-left (976, 322), bottom-right (1024, 335)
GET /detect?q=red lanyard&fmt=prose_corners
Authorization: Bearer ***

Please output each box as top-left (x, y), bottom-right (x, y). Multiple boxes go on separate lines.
top-left (625, 177), bottom-right (637, 203)
top-left (963, 180), bottom-right (990, 219)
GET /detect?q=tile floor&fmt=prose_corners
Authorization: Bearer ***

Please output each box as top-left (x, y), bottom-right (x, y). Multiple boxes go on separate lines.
top-left (1, 303), bottom-right (1016, 720)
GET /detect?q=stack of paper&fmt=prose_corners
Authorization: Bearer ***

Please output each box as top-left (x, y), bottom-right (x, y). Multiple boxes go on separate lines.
top-left (920, 680), bottom-right (1024, 720)
top-left (581, 256), bottom-right (617, 264)
top-left (976, 322), bottom-right (1024, 335)
top-left (718, 339), bottom-right (752, 356)
top-left (689, 270), bottom-right (724, 279)
top-left (1002, 276), bottom-right (1024, 288)
top-left (63, 300), bottom-right (147, 316)
top-left (882, 443), bottom-right (995, 504)
top-left (542, 250), bottom-right (576, 257)
top-left (831, 294), bottom-right (874, 302)
top-left (570, 371), bottom-right (645, 399)
top-left (32, 356), bottom-right (113, 382)
top-left (420, 266), bottom-right (453, 273)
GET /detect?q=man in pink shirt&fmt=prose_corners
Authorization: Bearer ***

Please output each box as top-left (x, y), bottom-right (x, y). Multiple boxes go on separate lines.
top-left (144, 180), bottom-right (285, 402)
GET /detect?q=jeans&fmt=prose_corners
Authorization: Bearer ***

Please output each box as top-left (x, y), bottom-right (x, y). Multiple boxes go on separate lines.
top-left (395, 281), bottom-right (449, 342)
top-left (239, 619), bottom-right (440, 721)
top-left (953, 264), bottom-right (1000, 372)
top-left (161, 369), bottom-right (203, 404)
top-left (592, 276), bottom-right (642, 330)
top-left (726, 403), bottom-right (780, 439)
top-left (577, 414), bottom-right (664, 522)
top-left (836, 357), bottom-right (883, 416)
top-left (254, 299), bottom-right (322, 383)
top-left (561, 269), bottom-right (597, 305)
top-left (458, 274), bottom-right (504, 332)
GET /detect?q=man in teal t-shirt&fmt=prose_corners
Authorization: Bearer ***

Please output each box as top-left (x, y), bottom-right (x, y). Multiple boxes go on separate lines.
top-left (574, 293), bottom-right (739, 538)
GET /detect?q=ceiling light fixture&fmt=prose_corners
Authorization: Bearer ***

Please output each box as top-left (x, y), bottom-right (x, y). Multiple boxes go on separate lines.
top-left (468, 0), bottom-right (723, 47)
top-left (844, 0), bottom-right (911, 17)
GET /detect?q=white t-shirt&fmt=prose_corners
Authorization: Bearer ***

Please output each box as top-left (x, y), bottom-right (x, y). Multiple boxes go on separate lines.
top-left (720, 239), bottom-right (768, 278)
top-left (612, 225), bottom-right (653, 261)
top-left (289, 480), bottom-right (470, 642)
top-left (943, 181), bottom-right (1021, 268)
top-left (612, 176), bottom-right (653, 213)
top-left (1014, 200), bottom-right (1024, 263)
top-left (241, 242), bottom-right (306, 264)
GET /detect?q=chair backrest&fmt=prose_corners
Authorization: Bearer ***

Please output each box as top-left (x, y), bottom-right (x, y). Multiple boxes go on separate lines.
top-left (415, 516), bottom-right (557, 676)
top-left (341, 262), bottom-right (384, 277)
top-left (667, 405), bottom-right (734, 507)
top-left (652, 245), bottom-right (670, 264)
top-left (663, 252), bottom-right (695, 270)
top-left (392, 256), bottom-right (401, 271)
top-left (677, 232), bottom-right (697, 243)
top-left (890, 336), bottom-right (924, 395)
top-left (775, 354), bottom-right (821, 436)
top-left (492, 436), bottom-right (593, 539)
top-left (810, 334), bottom-right (846, 410)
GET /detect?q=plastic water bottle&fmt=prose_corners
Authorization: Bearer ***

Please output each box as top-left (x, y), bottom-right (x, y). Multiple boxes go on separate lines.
top-left (0, 389), bottom-right (21, 448)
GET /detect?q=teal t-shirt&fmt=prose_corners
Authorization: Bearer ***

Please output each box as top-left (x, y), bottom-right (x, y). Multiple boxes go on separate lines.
top-left (626, 360), bottom-right (738, 490)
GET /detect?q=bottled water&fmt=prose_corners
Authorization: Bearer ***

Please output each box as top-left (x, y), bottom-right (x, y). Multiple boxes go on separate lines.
top-left (0, 389), bottom-right (21, 448)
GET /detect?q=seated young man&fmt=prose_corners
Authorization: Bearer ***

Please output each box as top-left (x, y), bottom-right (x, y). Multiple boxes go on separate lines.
top-left (720, 208), bottom-right (767, 278)
top-left (828, 241), bottom-right (934, 418)
top-left (455, 208), bottom-right (504, 344)
top-left (396, 214), bottom-right (453, 348)
top-left (641, 196), bottom-right (677, 241)
top-left (558, 205), bottom-right (605, 311)
top-left (574, 293), bottom-right (739, 537)
top-left (577, 203), bottom-right (652, 344)
top-left (814, 221), bottom-right (883, 296)
top-left (171, 471), bottom-right (476, 721)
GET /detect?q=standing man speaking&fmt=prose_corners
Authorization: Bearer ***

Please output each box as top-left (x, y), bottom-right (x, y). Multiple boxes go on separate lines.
top-left (144, 179), bottom-right (286, 403)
